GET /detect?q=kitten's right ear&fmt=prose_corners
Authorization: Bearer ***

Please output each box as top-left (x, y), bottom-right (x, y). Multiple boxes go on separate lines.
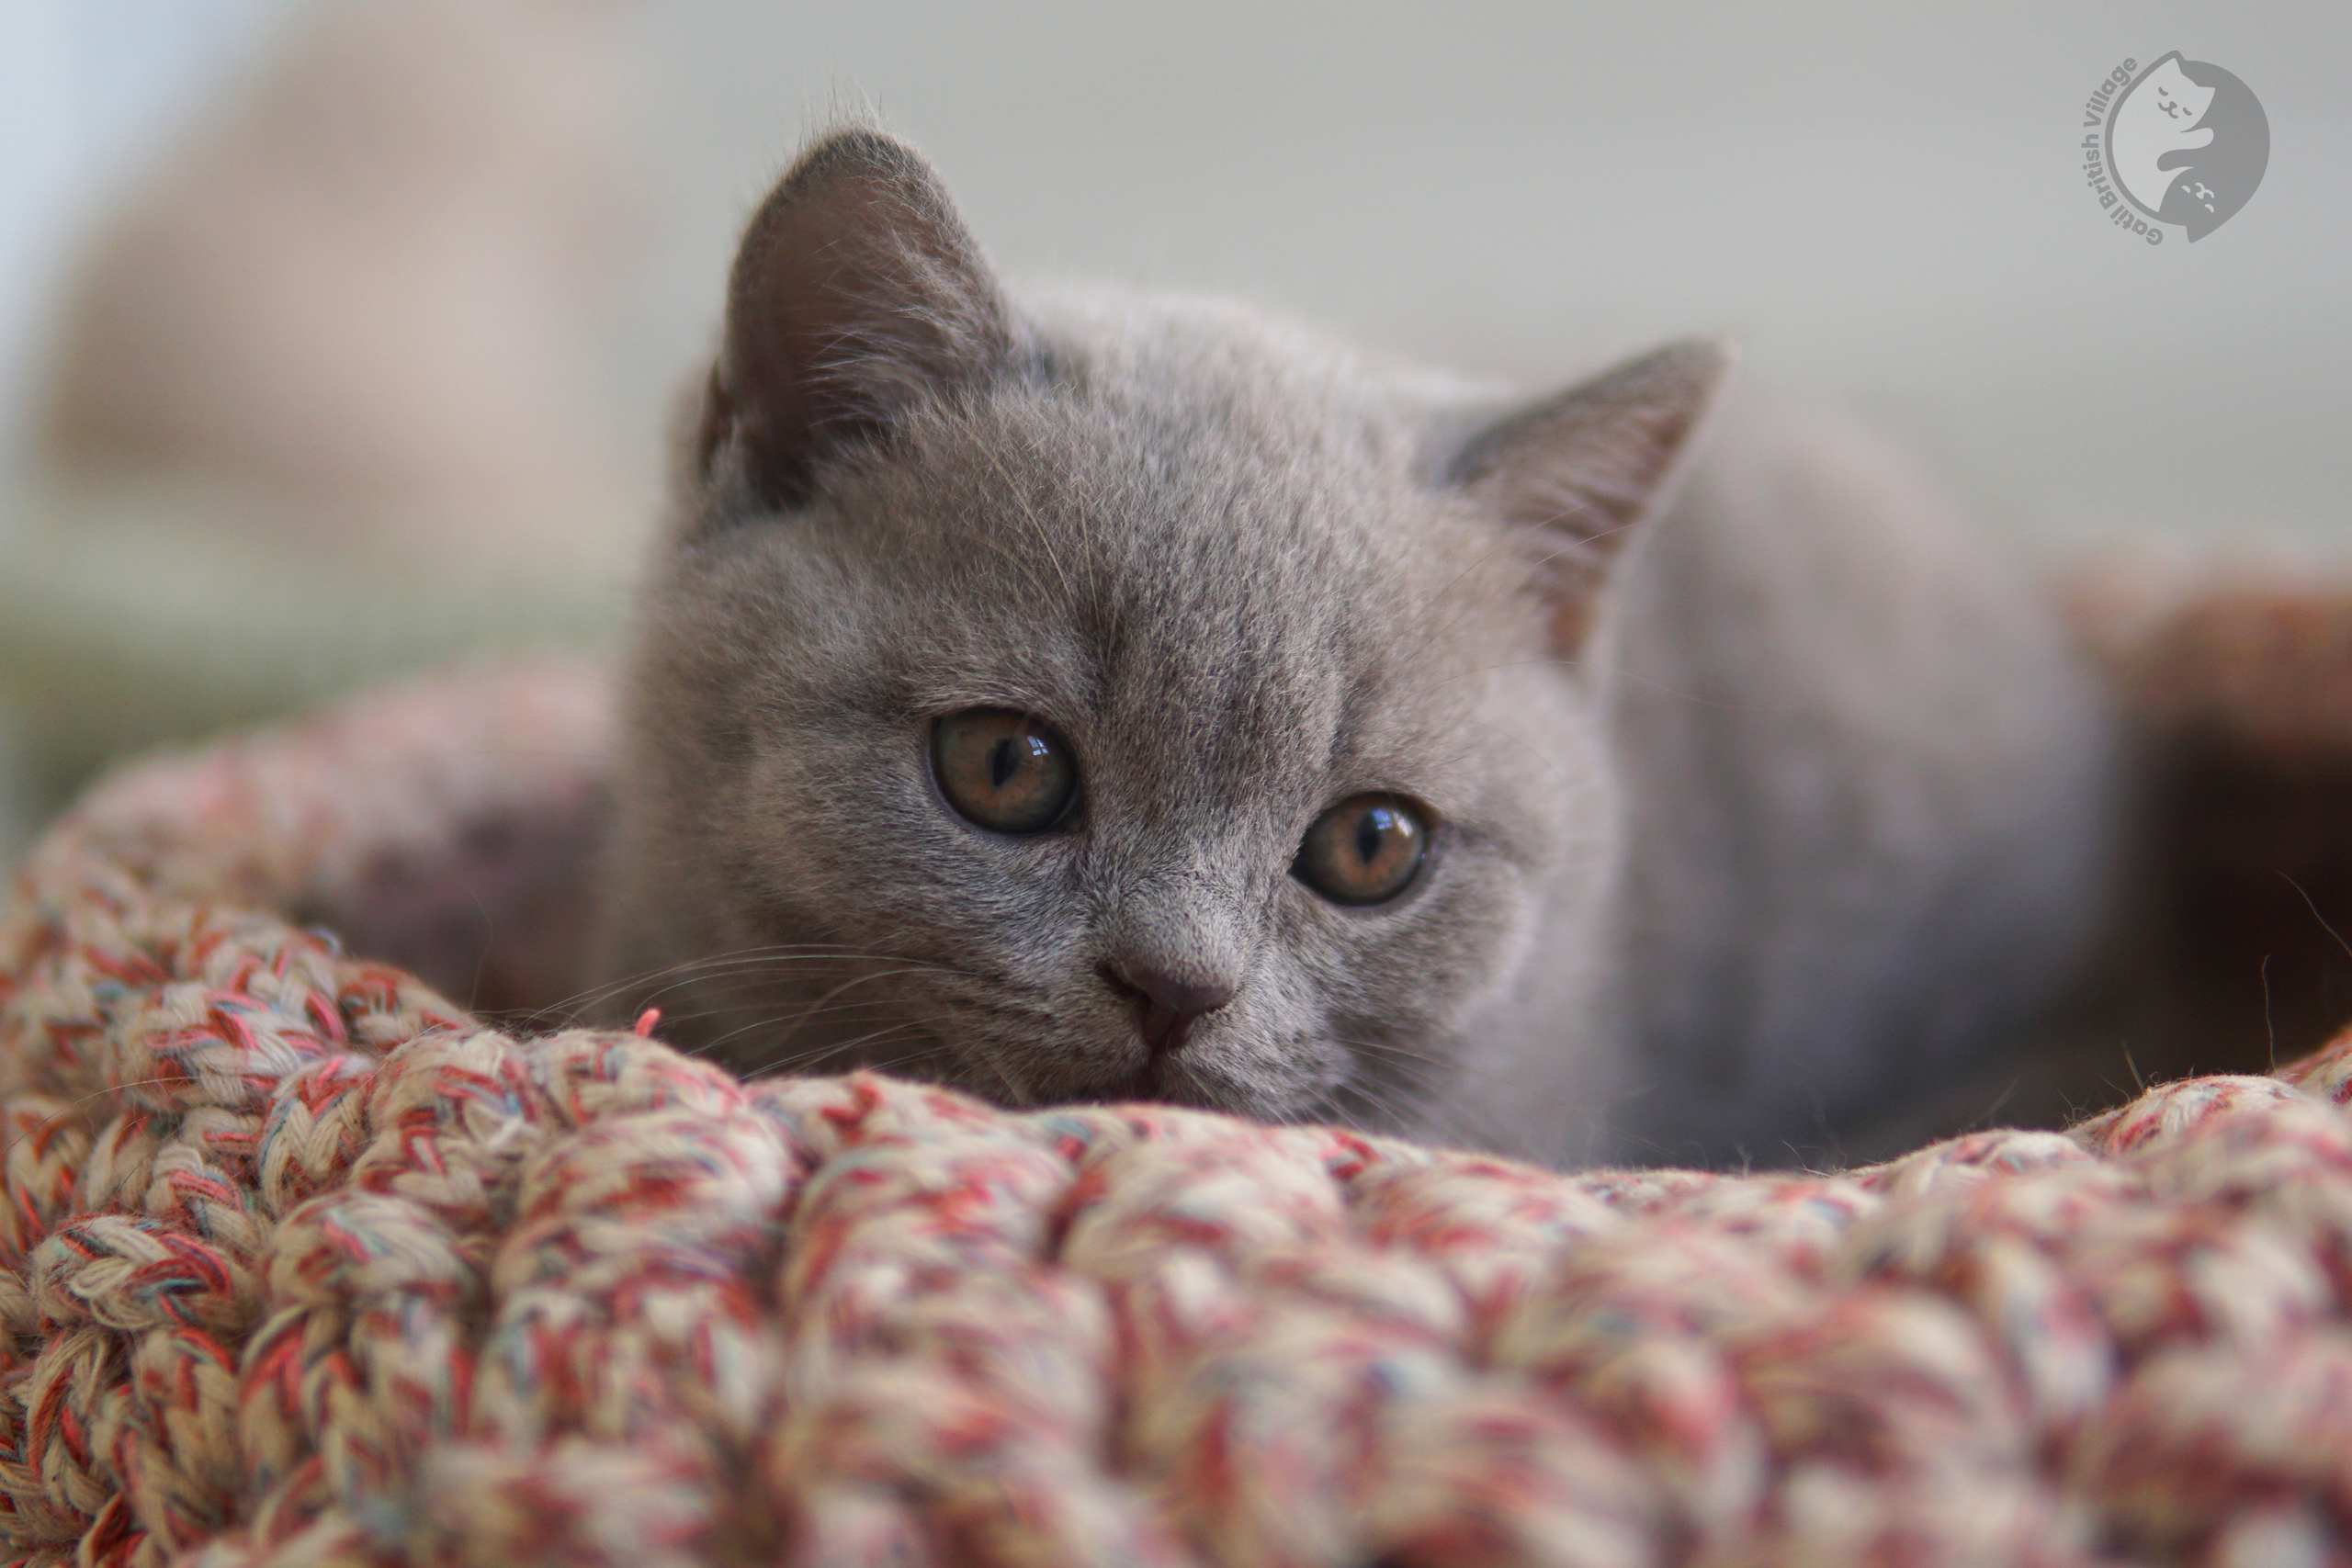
top-left (698, 129), bottom-right (1011, 510)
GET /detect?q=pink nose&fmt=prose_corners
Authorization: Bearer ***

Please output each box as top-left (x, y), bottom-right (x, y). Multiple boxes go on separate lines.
top-left (1102, 964), bottom-right (1235, 1058)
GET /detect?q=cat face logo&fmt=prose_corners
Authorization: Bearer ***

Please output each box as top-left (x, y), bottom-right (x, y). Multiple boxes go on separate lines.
top-left (2099, 52), bottom-right (2269, 241)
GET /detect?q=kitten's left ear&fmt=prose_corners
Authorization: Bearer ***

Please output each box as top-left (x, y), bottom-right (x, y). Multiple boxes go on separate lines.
top-left (1448, 338), bottom-right (1736, 650)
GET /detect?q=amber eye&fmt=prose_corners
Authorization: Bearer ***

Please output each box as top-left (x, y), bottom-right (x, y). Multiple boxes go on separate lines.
top-left (933, 710), bottom-right (1078, 833)
top-left (1293, 793), bottom-right (1428, 906)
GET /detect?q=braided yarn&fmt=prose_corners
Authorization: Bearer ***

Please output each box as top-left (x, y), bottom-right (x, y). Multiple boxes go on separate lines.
top-left (6, 661), bottom-right (2352, 1568)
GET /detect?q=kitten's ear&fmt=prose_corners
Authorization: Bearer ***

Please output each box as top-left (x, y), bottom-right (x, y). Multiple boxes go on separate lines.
top-left (698, 128), bottom-right (1012, 510)
top-left (1449, 338), bottom-right (1735, 650)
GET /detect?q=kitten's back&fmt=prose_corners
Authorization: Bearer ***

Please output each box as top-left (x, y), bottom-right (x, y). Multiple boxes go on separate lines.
top-left (1600, 404), bottom-right (2117, 1165)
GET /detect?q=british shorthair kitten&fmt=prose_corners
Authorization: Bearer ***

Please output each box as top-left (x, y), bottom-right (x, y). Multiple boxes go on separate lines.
top-left (599, 128), bottom-right (2114, 1168)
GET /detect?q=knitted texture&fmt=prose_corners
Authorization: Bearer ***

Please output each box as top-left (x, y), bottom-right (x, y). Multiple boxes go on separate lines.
top-left (6, 663), bottom-right (2352, 1568)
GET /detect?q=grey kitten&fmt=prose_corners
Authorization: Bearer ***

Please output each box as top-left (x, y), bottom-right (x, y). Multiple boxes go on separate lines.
top-left (598, 128), bottom-right (2114, 1169)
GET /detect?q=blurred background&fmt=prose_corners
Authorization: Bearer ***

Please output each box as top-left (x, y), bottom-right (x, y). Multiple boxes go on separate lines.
top-left (2, 0), bottom-right (2346, 865)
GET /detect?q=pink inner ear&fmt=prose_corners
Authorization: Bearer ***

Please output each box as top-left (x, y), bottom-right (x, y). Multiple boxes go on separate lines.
top-left (1548, 592), bottom-right (1604, 656)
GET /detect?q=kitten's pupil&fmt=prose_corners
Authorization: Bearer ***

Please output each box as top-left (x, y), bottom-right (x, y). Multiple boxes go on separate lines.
top-left (989, 737), bottom-right (1022, 790)
top-left (1355, 808), bottom-right (1386, 867)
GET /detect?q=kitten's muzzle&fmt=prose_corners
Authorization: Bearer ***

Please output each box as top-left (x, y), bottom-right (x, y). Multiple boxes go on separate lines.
top-left (1100, 962), bottom-right (1234, 1059)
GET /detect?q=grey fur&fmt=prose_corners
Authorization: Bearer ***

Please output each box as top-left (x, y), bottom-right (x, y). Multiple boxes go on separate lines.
top-left (597, 129), bottom-right (2115, 1168)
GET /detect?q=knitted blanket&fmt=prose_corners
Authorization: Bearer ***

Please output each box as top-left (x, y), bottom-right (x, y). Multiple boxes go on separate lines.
top-left (6, 654), bottom-right (2352, 1568)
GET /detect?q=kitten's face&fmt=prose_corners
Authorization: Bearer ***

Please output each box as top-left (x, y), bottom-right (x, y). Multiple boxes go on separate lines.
top-left (626, 301), bottom-right (1592, 1124)
top-left (605, 131), bottom-right (1724, 1132)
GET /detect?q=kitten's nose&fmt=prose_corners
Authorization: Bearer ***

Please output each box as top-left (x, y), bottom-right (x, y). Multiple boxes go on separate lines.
top-left (1101, 962), bottom-right (1234, 1058)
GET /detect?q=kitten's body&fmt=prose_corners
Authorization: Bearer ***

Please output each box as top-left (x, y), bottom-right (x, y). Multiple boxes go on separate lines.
top-left (601, 132), bottom-right (2112, 1168)
top-left (1531, 407), bottom-right (2109, 1165)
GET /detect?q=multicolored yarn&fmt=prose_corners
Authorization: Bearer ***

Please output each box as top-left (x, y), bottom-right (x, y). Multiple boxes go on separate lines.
top-left (6, 661), bottom-right (2352, 1568)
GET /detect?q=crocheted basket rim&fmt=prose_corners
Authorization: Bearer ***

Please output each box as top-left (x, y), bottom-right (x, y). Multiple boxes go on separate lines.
top-left (6, 645), bottom-right (2352, 1567)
